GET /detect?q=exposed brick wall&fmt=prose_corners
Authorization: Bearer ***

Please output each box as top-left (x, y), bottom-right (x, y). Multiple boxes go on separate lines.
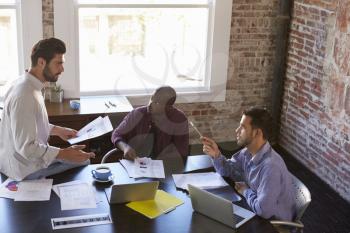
top-left (280, 0), bottom-right (350, 202)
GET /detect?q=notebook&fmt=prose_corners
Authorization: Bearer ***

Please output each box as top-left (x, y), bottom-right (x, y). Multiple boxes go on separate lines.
top-left (188, 184), bottom-right (255, 228)
top-left (106, 181), bottom-right (159, 204)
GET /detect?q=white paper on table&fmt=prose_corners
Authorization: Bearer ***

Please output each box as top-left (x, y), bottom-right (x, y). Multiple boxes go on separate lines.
top-left (52, 180), bottom-right (86, 197)
top-left (58, 183), bottom-right (97, 211)
top-left (0, 178), bottom-right (18, 199)
top-left (172, 172), bottom-right (228, 191)
top-left (120, 158), bottom-right (165, 178)
top-left (15, 179), bottom-right (53, 201)
top-left (134, 157), bottom-right (165, 178)
top-left (68, 116), bottom-right (113, 144)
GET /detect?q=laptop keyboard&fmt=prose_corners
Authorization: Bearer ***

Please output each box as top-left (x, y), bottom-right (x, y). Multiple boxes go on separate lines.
top-left (233, 214), bottom-right (245, 223)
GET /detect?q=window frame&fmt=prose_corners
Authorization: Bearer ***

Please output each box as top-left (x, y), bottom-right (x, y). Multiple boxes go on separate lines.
top-left (0, 0), bottom-right (42, 100)
top-left (54, 0), bottom-right (232, 105)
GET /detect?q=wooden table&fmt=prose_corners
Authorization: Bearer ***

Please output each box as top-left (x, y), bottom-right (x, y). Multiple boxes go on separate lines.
top-left (46, 96), bottom-right (133, 163)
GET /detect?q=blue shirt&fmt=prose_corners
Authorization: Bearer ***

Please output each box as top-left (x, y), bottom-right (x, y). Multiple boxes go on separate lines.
top-left (213, 142), bottom-right (295, 221)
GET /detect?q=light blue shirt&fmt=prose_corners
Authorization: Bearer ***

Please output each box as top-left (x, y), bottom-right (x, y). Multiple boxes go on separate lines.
top-left (213, 142), bottom-right (295, 221)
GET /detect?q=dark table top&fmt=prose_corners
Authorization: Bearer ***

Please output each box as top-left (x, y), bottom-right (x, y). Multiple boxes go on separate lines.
top-left (0, 155), bottom-right (277, 233)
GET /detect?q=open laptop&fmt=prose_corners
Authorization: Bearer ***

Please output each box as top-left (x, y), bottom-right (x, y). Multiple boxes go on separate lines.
top-left (188, 184), bottom-right (255, 228)
top-left (106, 181), bottom-right (159, 204)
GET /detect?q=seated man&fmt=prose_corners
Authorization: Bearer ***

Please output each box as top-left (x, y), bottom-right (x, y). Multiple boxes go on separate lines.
top-left (0, 38), bottom-right (95, 181)
top-left (201, 107), bottom-right (296, 221)
top-left (111, 86), bottom-right (189, 163)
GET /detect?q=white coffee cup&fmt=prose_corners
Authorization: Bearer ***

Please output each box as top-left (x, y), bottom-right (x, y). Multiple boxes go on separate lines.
top-left (91, 166), bottom-right (112, 181)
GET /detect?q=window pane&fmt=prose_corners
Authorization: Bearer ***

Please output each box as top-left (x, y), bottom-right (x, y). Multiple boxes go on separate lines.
top-left (0, 9), bottom-right (19, 86)
top-left (0, 0), bottom-right (15, 4)
top-left (79, 7), bottom-right (208, 94)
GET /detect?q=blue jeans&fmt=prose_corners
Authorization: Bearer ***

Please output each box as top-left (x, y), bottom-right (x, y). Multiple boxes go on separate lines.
top-left (24, 159), bottom-right (90, 180)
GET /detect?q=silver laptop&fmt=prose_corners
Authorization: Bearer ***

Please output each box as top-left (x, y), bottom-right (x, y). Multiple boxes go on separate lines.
top-left (106, 181), bottom-right (159, 204)
top-left (188, 184), bottom-right (255, 228)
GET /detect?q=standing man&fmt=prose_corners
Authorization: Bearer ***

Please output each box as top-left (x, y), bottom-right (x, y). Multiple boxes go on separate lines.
top-left (0, 38), bottom-right (95, 181)
top-left (111, 86), bottom-right (189, 163)
top-left (201, 107), bottom-right (296, 221)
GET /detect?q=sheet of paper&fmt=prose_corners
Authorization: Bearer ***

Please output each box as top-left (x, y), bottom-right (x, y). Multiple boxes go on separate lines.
top-left (0, 178), bottom-right (19, 199)
top-left (172, 172), bottom-right (228, 191)
top-left (68, 116), bottom-right (113, 144)
top-left (58, 183), bottom-right (97, 210)
top-left (52, 180), bottom-right (86, 197)
top-left (134, 158), bottom-right (165, 179)
top-left (120, 158), bottom-right (165, 178)
top-left (15, 179), bottom-right (53, 201)
top-left (51, 213), bottom-right (112, 230)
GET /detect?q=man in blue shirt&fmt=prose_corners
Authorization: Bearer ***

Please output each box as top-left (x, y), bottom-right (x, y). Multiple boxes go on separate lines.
top-left (201, 107), bottom-right (296, 221)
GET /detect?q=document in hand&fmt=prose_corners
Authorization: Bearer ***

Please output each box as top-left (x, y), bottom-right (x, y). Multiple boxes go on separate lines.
top-left (68, 116), bottom-right (113, 144)
top-left (172, 172), bottom-right (228, 191)
top-left (126, 190), bottom-right (184, 219)
top-left (120, 158), bottom-right (165, 178)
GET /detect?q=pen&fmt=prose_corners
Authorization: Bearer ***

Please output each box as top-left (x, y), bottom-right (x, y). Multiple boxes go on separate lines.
top-left (105, 102), bottom-right (110, 108)
top-left (108, 101), bottom-right (116, 107)
top-left (189, 121), bottom-right (203, 138)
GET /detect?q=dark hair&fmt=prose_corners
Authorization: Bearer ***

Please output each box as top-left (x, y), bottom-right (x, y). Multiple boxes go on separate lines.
top-left (243, 107), bottom-right (273, 140)
top-left (153, 86), bottom-right (177, 106)
top-left (31, 38), bottom-right (66, 67)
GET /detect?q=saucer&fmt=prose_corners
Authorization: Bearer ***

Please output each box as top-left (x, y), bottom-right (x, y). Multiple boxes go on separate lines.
top-left (93, 174), bottom-right (114, 183)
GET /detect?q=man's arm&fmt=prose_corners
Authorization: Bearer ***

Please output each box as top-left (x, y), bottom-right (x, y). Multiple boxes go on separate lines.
top-left (116, 141), bottom-right (137, 160)
top-left (10, 97), bottom-right (58, 166)
top-left (50, 124), bottom-right (77, 141)
top-left (201, 136), bottom-right (243, 179)
top-left (242, 165), bottom-right (282, 219)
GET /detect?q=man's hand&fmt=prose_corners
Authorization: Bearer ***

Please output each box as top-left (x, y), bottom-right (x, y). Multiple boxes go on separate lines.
top-left (235, 182), bottom-right (249, 195)
top-left (201, 136), bottom-right (221, 158)
top-left (57, 145), bottom-right (95, 163)
top-left (124, 145), bottom-right (137, 160)
top-left (51, 125), bottom-right (77, 141)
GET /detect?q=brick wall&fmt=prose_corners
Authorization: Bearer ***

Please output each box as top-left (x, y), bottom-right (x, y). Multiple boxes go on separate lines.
top-left (280, 0), bottom-right (350, 202)
top-left (42, 0), bottom-right (280, 152)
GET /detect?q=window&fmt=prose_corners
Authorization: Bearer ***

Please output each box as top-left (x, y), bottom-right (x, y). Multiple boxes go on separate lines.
top-left (54, 0), bottom-right (232, 104)
top-left (0, 0), bottom-right (43, 99)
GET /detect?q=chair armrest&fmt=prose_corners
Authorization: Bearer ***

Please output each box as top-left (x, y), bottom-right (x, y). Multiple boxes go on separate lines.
top-left (270, 220), bottom-right (304, 228)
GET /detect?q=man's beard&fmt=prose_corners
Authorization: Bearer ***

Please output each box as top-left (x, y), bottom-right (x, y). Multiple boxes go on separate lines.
top-left (237, 134), bottom-right (253, 147)
top-left (43, 65), bottom-right (59, 82)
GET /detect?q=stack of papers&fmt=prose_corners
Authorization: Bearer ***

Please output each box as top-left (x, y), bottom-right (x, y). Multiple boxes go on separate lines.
top-left (52, 180), bottom-right (97, 211)
top-left (68, 116), bottom-right (113, 144)
top-left (172, 172), bottom-right (228, 191)
top-left (120, 158), bottom-right (165, 178)
top-left (0, 178), bottom-right (53, 201)
top-left (126, 190), bottom-right (183, 219)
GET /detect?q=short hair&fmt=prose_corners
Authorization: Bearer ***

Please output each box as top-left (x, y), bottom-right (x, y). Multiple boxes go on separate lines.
top-left (153, 86), bottom-right (177, 106)
top-left (31, 38), bottom-right (66, 67)
top-left (243, 107), bottom-right (273, 140)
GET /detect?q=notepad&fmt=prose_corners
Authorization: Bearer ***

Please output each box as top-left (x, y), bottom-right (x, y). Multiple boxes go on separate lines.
top-left (126, 190), bottom-right (183, 219)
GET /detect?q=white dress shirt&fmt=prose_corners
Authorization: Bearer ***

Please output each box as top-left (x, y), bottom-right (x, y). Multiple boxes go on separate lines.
top-left (0, 73), bottom-right (59, 180)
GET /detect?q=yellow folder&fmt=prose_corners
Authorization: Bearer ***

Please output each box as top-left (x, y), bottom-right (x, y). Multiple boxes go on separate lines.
top-left (126, 190), bottom-right (184, 219)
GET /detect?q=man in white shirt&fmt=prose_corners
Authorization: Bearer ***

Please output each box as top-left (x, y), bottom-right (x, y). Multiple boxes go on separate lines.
top-left (0, 38), bottom-right (95, 181)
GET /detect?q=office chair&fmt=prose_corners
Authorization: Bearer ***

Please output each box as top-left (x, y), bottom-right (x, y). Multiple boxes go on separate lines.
top-left (270, 175), bottom-right (311, 233)
top-left (101, 148), bottom-right (123, 163)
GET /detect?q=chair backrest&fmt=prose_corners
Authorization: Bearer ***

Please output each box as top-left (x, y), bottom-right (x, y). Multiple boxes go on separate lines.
top-left (101, 148), bottom-right (120, 163)
top-left (291, 175), bottom-right (311, 221)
